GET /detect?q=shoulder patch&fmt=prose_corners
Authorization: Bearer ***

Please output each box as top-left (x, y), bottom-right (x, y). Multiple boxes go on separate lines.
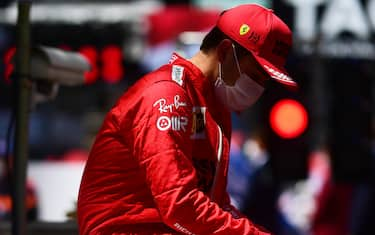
top-left (171, 65), bottom-right (184, 86)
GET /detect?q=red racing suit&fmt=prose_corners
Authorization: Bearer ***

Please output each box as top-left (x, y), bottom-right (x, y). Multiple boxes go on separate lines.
top-left (77, 53), bottom-right (270, 235)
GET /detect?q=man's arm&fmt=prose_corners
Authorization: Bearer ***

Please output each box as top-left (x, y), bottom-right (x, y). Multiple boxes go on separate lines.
top-left (132, 81), bottom-right (270, 235)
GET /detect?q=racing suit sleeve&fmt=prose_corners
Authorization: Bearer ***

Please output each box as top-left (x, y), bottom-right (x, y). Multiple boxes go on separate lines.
top-left (132, 80), bottom-right (270, 235)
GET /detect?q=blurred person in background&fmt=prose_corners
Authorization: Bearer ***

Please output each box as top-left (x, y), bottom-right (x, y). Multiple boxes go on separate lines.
top-left (277, 149), bottom-right (353, 235)
top-left (227, 131), bottom-right (269, 212)
top-left (77, 4), bottom-right (296, 235)
top-left (349, 142), bottom-right (375, 235)
top-left (239, 135), bottom-right (277, 233)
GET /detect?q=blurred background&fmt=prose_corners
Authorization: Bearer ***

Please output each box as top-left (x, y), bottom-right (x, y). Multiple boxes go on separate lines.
top-left (0, 0), bottom-right (375, 234)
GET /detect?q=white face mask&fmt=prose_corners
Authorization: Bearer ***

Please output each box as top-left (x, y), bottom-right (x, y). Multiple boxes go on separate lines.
top-left (214, 45), bottom-right (265, 112)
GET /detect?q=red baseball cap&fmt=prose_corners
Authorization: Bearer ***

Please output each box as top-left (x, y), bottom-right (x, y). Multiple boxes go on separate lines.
top-left (217, 4), bottom-right (297, 88)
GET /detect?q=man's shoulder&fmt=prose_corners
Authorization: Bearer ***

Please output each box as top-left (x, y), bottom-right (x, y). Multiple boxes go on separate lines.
top-left (145, 63), bottom-right (189, 89)
top-left (116, 64), bottom-right (190, 106)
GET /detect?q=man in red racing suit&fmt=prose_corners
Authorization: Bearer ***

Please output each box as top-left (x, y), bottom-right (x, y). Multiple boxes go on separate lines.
top-left (78, 4), bottom-right (297, 235)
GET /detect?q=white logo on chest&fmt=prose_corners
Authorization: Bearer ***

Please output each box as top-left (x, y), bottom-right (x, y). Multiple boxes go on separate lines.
top-left (156, 116), bottom-right (188, 132)
top-left (153, 95), bottom-right (187, 113)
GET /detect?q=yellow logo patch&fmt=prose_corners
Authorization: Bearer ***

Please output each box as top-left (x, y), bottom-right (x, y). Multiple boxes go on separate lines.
top-left (239, 24), bottom-right (250, 35)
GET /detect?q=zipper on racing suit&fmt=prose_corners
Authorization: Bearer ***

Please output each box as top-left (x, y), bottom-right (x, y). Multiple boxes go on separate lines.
top-left (210, 124), bottom-right (223, 202)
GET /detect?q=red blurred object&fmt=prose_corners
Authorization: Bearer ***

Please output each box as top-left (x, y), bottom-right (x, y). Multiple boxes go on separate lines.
top-left (269, 99), bottom-right (308, 139)
top-left (101, 45), bottom-right (124, 83)
top-left (147, 5), bottom-right (220, 45)
top-left (79, 45), bottom-right (99, 84)
top-left (308, 150), bottom-right (352, 235)
top-left (61, 149), bottom-right (89, 162)
top-left (3, 46), bottom-right (16, 83)
top-left (46, 149), bottom-right (89, 163)
top-left (312, 183), bottom-right (353, 235)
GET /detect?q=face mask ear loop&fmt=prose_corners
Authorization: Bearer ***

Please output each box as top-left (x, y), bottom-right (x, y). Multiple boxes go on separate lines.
top-left (232, 44), bottom-right (242, 75)
top-left (215, 62), bottom-right (223, 86)
top-left (218, 62), bottom-right (222, 78)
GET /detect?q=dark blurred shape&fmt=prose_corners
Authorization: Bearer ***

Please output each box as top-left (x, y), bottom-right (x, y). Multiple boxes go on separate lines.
top-left (327, 59), bottom-right (373, 182)
top-left (162, 0), bottom-right (190, 5)
top-left (261, 80), bottom-right (309, 181)
top-left (0, 221), bottom-right (77, 235)
top-left (350, 176), bottom-right (375, 235)
top-left (242, 159), bottom-right (278, 234)
top-left (0, 0), bottom-right (13, 8)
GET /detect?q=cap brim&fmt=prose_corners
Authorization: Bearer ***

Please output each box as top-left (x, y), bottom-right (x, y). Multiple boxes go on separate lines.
top-left (252, 54), bottom-right (298, 88)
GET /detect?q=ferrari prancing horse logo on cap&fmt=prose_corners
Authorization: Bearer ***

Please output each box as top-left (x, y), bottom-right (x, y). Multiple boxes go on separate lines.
top-left (239, 24), bottom-right (250, 36)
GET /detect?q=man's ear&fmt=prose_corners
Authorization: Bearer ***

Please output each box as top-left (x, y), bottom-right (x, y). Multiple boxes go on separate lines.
top-left (217, 39), bottom-right (232, 63)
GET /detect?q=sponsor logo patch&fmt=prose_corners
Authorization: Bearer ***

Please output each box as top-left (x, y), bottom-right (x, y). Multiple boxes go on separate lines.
top-left (156, 116), bottom-right (188, 132)
top-left (153, 95), bottom-right (187, 113)
top-left (171, 65), bottom-right (184, 86)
